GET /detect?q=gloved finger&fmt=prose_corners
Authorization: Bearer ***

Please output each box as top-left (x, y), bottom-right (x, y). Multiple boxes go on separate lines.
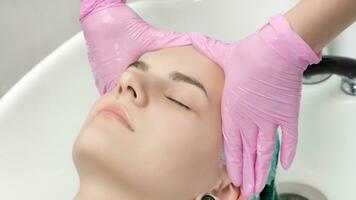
top-left (254, 123), bottom-right (278, 194)
top-left (240, 122), bottom-right (259, 199)
top-left (222, 107), bottom-right (243, 187)
top-left (224, 131), bottom-right (242, 187)
top-left (280, 123), bottom-right (298, 169)
top-left (187, 32), bottom-right (231, 68)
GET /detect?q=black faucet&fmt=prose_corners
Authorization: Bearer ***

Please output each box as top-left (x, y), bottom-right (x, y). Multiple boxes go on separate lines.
top-left (304, 55), bottom-right (356, 95)
top-left (304, 55), bottom-right (356, 79)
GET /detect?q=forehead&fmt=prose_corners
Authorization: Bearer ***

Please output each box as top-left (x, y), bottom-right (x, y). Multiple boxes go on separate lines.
top-left (139, 45), bottom-right (225, 102)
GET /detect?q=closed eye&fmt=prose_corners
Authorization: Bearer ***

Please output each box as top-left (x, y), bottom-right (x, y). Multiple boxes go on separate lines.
top-left (166, 97), bottom-right (191, 110)
top-left (128, 63), bottom-right (191, 110)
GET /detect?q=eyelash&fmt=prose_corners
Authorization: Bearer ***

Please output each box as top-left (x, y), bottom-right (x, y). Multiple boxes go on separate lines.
top-left (166, 97), bottom-right (191, 110)
top-left (128, 64), bottom-right (190, 110)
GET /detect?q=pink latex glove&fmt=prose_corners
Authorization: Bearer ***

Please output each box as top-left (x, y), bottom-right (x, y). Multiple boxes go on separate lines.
top-left (79, 0), bottom-right (322, 198)
top-left (187, 17), bottom-right (322, 198)
top-left (80, 0), bottom-right (194, 95)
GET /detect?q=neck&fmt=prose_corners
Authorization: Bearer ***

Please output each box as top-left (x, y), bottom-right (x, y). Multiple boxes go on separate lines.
top-left (73, 173), bottom-right (143, 200)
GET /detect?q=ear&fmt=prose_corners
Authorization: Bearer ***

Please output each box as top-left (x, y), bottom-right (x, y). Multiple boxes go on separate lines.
top-left (197, 166), bottom-right (243, 200)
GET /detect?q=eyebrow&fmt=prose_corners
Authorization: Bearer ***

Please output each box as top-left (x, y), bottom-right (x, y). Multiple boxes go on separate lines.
top-left (126, 60), bottom-right (209, 98)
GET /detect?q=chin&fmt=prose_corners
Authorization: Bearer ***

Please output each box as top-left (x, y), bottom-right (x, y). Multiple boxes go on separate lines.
top-left (72, 117), bottom-right (134, 177)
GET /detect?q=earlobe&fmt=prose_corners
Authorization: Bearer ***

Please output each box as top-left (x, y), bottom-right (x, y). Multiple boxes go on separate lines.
top-left (213, 184), bottom-right (241, 200)
top-left (207, 166), bottom-right (241, 200)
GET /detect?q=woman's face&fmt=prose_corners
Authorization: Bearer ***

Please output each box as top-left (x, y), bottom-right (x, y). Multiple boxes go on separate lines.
top-left (73, 45), bottom-right (231, 199)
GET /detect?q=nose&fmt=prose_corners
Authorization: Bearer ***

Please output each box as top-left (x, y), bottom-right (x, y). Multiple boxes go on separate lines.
top-left (116, 71), bottom-right (147, 106)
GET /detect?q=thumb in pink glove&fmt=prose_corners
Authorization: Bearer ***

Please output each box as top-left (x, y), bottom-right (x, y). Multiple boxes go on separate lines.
top-left (187, 15), bottom-right (322, 198)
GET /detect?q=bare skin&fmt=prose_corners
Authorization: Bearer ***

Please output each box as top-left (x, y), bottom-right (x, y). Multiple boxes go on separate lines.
top-left (284, 0), bottom-right (356, 54)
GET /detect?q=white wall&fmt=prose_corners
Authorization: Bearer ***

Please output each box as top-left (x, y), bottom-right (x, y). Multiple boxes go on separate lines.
top-left (0, 0), bottom-right (81, 98)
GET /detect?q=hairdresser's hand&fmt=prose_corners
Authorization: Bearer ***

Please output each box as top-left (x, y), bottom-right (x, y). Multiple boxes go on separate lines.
top-left (80, 0), bottom-right (192, 95)
top-left (188, 14), bottom-right (322, 198)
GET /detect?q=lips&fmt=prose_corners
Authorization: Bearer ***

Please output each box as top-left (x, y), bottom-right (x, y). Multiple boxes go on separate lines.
top-left (97, 104), bottom-right (134, 132)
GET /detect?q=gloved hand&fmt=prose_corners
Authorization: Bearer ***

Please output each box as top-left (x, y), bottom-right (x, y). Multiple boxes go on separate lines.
top-left (187, 15), bottom-right (322, 198)
top-left (80, 0), bottom-right (322, 198)
top-left (80, 0), bottom-right (194, 95)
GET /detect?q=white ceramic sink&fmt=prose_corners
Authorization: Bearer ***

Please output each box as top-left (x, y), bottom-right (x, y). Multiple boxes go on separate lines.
top-left (276, 74), bottom-right (356, 199)
top-left (1, 0), bottom-right (355, 199)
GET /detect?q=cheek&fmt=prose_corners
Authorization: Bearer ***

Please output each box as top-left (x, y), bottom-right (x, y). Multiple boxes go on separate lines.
top-left (148, 112), bottom-right (201, 166)
top-left (140, 114), bottom-right (221, 192)
top-left (145, 104), bottom-right (222, 172)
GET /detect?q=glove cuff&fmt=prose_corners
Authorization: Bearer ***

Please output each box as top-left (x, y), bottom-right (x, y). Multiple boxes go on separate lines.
top-left (257, 13), bottom-right (323, 70)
